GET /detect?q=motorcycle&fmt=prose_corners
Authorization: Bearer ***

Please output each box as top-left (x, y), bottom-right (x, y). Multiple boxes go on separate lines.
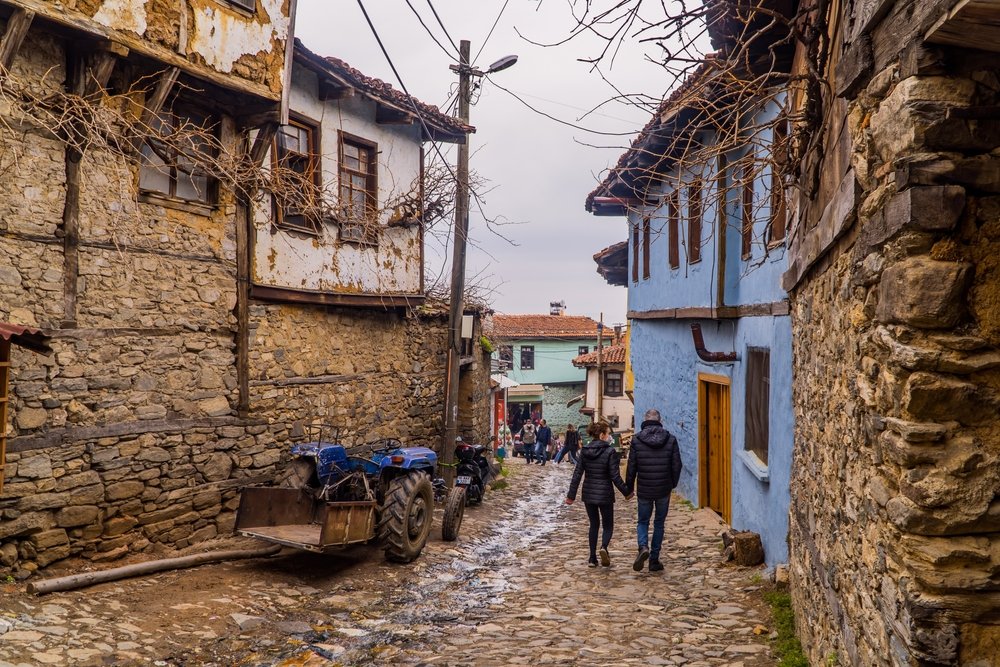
top-left (454, 437), bottom-right (495, 505)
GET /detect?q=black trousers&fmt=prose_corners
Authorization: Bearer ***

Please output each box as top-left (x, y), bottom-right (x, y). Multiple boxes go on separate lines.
top-left (584, 502), bottom-right (614, 557)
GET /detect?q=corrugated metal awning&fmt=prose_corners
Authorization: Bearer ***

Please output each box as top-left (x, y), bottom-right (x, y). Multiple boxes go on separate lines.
top-left (507, 384), bottom-right (544, 398)
top-left (0, 323), bottom-right (52, 355)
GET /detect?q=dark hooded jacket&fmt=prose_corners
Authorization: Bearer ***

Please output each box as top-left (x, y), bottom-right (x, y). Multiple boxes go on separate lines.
top-left (567, 439), bottom-right (628, 505)
top-left (626, 420), bottom-right (682, 500)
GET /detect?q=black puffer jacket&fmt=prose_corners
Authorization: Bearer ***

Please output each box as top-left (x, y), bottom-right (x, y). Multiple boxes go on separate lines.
top-left (626, 420), bottom-right (682, 500)
top-left (564, 429), bottom-right (580, 451)
top-left (567, 439), bottom-right (629, 505)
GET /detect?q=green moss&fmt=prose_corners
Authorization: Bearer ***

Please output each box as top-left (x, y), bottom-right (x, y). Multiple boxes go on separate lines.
top-left (765, 590), bottom-right (809, 667)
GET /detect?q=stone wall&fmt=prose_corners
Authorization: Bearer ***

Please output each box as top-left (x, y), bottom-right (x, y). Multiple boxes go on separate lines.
top-left (787, 7), bottom-right (1000, 664)
top-left (0, 23), bottom-right (488, 577)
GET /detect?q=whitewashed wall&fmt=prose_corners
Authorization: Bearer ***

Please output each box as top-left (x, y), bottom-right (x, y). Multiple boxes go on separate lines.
top-left (252, 66), bottom-right (424, 295)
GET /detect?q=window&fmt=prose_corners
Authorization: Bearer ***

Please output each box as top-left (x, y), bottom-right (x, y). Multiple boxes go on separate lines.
top-left (604, 370), bottom-right (623, 397)
top-left (520, 346), bottom-right (534, 370)
top-left (225, 0), bottom-right (256, 10)
top-left (139, 108), bottom-right (215, 205)
top-left (498, 345), bottom-right (513, 368)
top-left (578, 346), bottom-right (589, 356)
top-left (668, 191), bottom-right (680, 269)
top-left (688, 182), bottom-right (702, 263)
top-left (273, 119), bottom-right (320, 234)
top-left (631, 223), bottom-right (640, 282)
top-left (339, 132), bottom-right (378, 243)
top-left (744, 347), bottom-right (770, 464)
top-left (742, 162), bottom-right (755, 259)
top-left (769, 122), bottom-right (788, 245)
top-left (642, 216), bottom-right (651, 280)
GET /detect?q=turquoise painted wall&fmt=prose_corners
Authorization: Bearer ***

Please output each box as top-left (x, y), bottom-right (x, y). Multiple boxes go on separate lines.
top-left (498, 338), bottom-right (598, 385)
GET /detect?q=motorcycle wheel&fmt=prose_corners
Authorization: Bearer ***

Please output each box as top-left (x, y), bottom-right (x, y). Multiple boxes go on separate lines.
top-left (441, 486), bottom-right (466, 541)
top-left (379, 473), bottom-right (434, 563)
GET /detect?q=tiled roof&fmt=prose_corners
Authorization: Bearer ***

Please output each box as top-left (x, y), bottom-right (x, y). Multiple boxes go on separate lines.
top-left (593, 241), bottom-right (628, 287)
top-left (585, 59), bottom-right (720, 214)
top-left (294, 40), bottom-right (474, 142)
top-left (490, 314), bottom-right (601, 340)
top-left (573, 344), bottom-right (626, 366)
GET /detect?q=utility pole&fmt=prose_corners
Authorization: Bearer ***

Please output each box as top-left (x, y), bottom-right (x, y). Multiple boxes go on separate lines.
top-left (441, 39), bottom-right (472, 485)
top-left (596, 312), bottom-right (604, 423)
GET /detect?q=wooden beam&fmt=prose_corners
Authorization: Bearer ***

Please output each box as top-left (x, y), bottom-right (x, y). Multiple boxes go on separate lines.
top-left (926, 0), bottom-right (1000, 54)
top-left (0, 7), bottom-right (33, 73)
top-left (376, 102), bottom-right (415, 125)
top-left (248, 121), bottom-right (278, 166)
top-left (140, 66), bottom-right (179, 124)
top-left (319, 82), bottom-right (354, 101)
top-left (250, 284), bottom-right (425, 309)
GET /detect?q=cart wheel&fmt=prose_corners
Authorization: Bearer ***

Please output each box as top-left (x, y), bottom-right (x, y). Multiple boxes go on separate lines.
top-left (441, 486), bottom-right (467, 541)
top-left (379, 473), bottom-right (434, 563)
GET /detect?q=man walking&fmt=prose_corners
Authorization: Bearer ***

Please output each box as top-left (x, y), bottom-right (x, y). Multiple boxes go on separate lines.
top-left (520, 420), bottom-right (537, 464)
top-left (535, 419), bottom-right (552, 466)
top-left (626, 408), bottom-right (682, 572)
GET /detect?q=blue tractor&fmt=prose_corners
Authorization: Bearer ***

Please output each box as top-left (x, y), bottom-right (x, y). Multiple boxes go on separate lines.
top-left (235, 430), bottom-right (466, 563)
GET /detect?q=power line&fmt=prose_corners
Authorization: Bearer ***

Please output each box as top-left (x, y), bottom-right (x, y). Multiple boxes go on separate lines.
top-left (403, 0), bottom-right (460, 61)
top-left (473, 0), bottom-right (511, 65)
top-left (425, 0), bottom-right (460, 54)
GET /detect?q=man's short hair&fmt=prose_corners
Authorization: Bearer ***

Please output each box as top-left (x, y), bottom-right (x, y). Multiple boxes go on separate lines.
top-left (643, 408), bottom-right (661, 423)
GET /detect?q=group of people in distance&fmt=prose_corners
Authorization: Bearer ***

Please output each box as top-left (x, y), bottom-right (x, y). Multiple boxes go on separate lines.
top-left (509, 420), bottom-right (582, 465)
top-left (566, 409), bottom-right (682, 571)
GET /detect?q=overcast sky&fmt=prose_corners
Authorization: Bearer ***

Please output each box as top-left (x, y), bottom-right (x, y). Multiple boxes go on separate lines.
top-left (295, 1), bottom-right (670, 325)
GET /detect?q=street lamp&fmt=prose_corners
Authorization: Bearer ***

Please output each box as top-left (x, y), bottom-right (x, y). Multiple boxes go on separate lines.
top-left (441, 42), bottom-right (517, 485)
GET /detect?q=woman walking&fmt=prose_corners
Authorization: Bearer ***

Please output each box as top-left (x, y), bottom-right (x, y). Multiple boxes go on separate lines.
top-left (554, 423), bottom-right (580, 464)
top-left (565, 422), bottom-right (631, 567)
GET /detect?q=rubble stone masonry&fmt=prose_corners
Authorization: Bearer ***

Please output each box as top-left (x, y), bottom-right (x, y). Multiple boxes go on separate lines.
top-left (0, 23), bottom-right (482, 577)
top-left (788, 15), bottom-right (1000, 667)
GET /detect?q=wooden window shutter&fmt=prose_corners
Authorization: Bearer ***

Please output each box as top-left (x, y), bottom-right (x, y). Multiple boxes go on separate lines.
top-left (642, 216), bottom-right (651, 280)
top-left (688, 182), bottom-right (702, 263)
top-left (668, 191), bottom-right (680, 269)
top-left (632, 223), bottom-right (640, 282)
top-left (742, 163), bottom-right (754, 259)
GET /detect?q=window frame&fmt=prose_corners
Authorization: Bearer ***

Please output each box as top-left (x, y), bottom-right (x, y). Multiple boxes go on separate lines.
top-left (139, 105), bottom-right (217, 207)
top-left (520, 345), bottom-right (535, 370)
top-left (742, 162), bottom-right (755, 260)
top-left (631, 222), bottom-right (640, 283)
top-left (338, 130), bottom-right (379, 245)
top-left (578, 346), bottom-right (589, 356)
top-left (272, 115), bottom-right (322, 235)
top-left (768, 121), bottom-right (788, 247)
top-left (641, 215), bottom-right (651, 280)
top-left (688, 181), bottom-right (702, 263)
top-left (668, 190), bottom-right (680, 270)
top-left (744, 347), bottom-right (770, 465)
top-left (604, 370), bottom-right (624, 397)
top-left (224, 0), bottom-right (256, 11)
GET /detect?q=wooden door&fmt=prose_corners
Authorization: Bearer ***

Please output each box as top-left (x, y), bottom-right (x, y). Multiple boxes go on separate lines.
top-left (698, 374), bottom-right (731, 524)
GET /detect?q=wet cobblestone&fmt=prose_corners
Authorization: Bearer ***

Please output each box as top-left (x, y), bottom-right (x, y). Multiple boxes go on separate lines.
top-left (0, 459), bottom-right (774, 666)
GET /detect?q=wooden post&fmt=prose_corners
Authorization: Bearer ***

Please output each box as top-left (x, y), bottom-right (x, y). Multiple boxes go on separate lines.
top-left (0, 339), bottom-right (9, 494)
top-left (0, 7), bottom-right (34, 74)
top-left (596, 312), bottom-right (604, 422)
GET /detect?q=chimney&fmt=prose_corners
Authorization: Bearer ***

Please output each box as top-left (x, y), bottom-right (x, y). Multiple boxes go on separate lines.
top-left (613, 325), bottom-right (622, 345)
top-left (549, 300), bottom-right (566, 316)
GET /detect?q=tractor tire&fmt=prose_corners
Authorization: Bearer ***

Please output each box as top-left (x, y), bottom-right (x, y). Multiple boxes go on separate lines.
top-left (441, 486), bottom-right (466, 542)
top-left (278, 458), bottom-right (316, 490)
top-left (379, 473), bottom-right (434, 563)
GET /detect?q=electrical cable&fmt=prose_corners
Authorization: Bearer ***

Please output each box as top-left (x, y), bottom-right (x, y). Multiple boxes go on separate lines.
top-left (424, 0), bottom-right (461, 55)
top-left (403, 0), bottom-right (460, 61)
top-left (473, 0), bottom-right (511, 65)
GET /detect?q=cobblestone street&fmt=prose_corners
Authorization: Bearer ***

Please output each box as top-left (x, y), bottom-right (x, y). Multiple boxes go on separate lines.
top-left (0, 459), bottom-right (775, 666)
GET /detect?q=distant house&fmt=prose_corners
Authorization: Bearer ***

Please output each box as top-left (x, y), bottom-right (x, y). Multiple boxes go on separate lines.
top-left (489, 312), bottom-right (600, 433)
top-left (585, 64), bottom-right (793, 567)
top-left (572, 343), bottom-right (633, 431)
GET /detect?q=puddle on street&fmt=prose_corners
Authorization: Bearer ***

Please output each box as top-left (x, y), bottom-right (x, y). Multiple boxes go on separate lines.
top-left (271, 469), bottom-right (568, 665)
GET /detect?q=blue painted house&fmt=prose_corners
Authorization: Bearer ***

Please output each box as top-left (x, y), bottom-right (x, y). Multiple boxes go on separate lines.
top-left (585, 63), bottom-right (793, 567)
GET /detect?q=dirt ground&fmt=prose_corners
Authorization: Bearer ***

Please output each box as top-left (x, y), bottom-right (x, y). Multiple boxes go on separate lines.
top-left (0, 461), bottom-right (779, 666)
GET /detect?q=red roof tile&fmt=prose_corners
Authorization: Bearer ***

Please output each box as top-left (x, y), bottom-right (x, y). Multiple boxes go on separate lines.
top-left (294, 40), bottom-right (473, 142)
top-left (490, 314), bottom-right (601, 340)
top-left (573, 344), bottom-right (626, 366)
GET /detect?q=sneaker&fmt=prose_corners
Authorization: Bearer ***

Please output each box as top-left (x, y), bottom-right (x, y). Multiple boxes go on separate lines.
top-left (598, 547), bottom-right (611, 567)
top-left (588, 557), bottom-right (598, 568)
top-left (649, 559), bottom-right (664, 572)
top-left (633, 547), bottom-right (650, 572)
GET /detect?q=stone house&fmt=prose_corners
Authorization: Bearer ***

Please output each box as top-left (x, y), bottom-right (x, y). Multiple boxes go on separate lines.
top-left (489, 312), bottom-right (599, 434)
top-left (570, 343), bottom-right (633, 431)
top-left (0, 1), bottom-right (487, 576)
top-left (774, 0), bottom-right (1000, 663)
top-left (584, 62), bottom-right (795, 567)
